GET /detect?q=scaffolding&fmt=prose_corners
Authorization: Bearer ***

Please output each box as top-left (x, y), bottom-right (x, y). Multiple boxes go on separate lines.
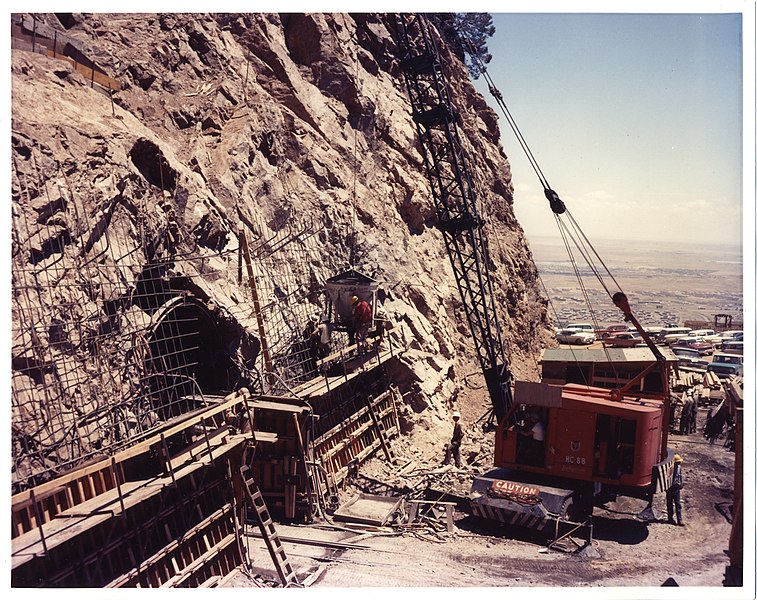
top-left (10, 143), bottom-right (355, 492)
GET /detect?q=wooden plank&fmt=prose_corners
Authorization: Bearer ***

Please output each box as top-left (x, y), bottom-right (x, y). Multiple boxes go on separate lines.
top-left (12, 484), bottom-right (69, 512)
top-left (12, 437), bottom-right (245, 570)
top-left (92, 472), bottom-right (110, 495)
top-left (106, 504), bottom-right (234, 587)
top-left (11, 511), bottom-right (23, 539)
top-left (167, 426), bottom-right (228, 469)
top-left (314, 401), bottom-right (395, 448)
top-left (171, 555), bottom-right (181, 578)
top-left (315, 407), bottom-right (391, 460)
top-left (247, 532), bottom-right (370, 550)
top-left (162, 534), bottom-right (236, 588)
top-left (12, 389), bottom-right (252, 513)
top-left (329, 436), bottom-right (383, 485)
top-left (314, 401), bottom-right (374, 441)
top-left (199, 575), bottom-right (221, 588)
top-left (291, 347), bottom-right (400, 399)
top-left (316, 341), bottom-right (361, 365)
top-left (248, 399), bottom-right (308, 414)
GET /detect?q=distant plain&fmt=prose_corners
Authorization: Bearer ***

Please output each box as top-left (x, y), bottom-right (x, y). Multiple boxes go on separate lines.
top-left (526, 235), bottom-right (743, 328)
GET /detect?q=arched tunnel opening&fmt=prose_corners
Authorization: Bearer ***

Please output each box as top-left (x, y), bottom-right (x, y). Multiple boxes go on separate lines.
top-left (143, 297), bottom-right (257, 419)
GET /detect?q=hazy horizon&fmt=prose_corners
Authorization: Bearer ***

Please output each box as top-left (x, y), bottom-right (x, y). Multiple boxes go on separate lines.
top-left (525, 233), bottom-right (743, 252)
top-left (474, 10), bottom-right (748, 248)
top-left (528, 232), bottom-right (743, 327)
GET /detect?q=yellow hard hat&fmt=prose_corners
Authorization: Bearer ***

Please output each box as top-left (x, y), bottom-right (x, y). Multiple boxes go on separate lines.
top-left (674, 454), bottom-right (683, 463)
top-left (352, 295), bottom-right (359, 304)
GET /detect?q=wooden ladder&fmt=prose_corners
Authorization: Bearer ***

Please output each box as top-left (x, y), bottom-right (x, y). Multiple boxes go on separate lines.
top-left (240, 466), bottom-right (298, 587)
top-left (367, 394), bottom-right (396, 464)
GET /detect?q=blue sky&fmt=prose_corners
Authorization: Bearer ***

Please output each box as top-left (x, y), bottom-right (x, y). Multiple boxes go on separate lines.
top-left (472, 10), bottom-right (750, 247)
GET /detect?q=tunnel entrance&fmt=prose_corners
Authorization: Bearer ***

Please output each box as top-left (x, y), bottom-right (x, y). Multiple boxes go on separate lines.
top-left (144, 296), bottom-right (246, 418)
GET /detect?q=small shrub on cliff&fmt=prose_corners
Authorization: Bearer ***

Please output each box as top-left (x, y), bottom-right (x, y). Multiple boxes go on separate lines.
top-left (428, 13), bottom-right (495, 79)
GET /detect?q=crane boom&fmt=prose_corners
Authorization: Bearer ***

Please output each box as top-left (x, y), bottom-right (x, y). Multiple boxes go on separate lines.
top-left (393, 14), bottom-right (512, 423)
top-left (392, 14), bottom-right (676, 534)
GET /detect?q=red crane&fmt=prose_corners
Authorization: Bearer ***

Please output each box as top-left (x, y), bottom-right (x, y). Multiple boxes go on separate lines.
top-left (393, 14), bottom-right (676, 538)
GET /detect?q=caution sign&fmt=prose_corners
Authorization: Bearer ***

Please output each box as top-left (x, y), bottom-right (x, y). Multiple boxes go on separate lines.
top-left (488, 479), bottom-right (540, 504)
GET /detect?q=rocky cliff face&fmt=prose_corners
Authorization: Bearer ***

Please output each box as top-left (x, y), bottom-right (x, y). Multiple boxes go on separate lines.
top-left (11, 12), bottom-right (552, 487)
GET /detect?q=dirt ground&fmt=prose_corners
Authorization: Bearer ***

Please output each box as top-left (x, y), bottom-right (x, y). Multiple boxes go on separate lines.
top-left (227, 403), bottom-right (744, 593)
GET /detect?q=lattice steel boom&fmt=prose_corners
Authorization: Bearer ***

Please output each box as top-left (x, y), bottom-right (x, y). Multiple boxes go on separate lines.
top-left (393, 14), bottom-right (513, 423)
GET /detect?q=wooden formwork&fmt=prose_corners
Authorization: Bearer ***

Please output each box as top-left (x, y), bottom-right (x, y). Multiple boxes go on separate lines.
top-left (245, 397), bottom-right (314, 522)
top-left (313, 387), bottom-right (401, 488)
top-left (10, 389), bottom-right (269, 588)
top-left (10, 373), bottom-right (403, 586)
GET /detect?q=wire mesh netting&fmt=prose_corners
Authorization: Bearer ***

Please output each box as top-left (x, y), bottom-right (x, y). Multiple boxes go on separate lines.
top-left (10, 146), bottom-right (350, 492)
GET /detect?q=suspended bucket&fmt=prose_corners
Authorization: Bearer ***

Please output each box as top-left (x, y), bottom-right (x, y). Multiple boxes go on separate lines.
top-left (325, 269), bottom-right (378, 329)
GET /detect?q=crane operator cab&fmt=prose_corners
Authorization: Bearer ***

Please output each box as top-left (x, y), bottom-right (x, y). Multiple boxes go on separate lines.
top-left (496, 383), bottom-right (667, 488)
top-left (470, 381), bottom-right (675, 530)
top-left (510, 406), bottom-right (547, 468)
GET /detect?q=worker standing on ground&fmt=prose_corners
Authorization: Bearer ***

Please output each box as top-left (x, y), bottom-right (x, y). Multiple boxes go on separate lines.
top-left (688, 397), bottom-right (698, 434)
top-left (443, 411), bottom-right (464, 468)
top-left (680, 396), bottom-right (692, 435)
top-left (351, 295), bottom-right (372, 355)
top-left (666, 454), bottom-right (685, 526)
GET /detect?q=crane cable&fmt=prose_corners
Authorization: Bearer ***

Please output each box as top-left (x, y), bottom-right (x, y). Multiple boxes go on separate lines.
top-left (463, 35), bottom-right (629, 297)
top-left (349, 31), bottom-right (361, 268)
top-left (461, 31), bottom-right (625, 373)
top-left (465, 42), bottom-right (626, 296)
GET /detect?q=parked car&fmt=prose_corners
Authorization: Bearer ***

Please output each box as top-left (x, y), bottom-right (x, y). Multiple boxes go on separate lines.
top-left (597, 324), bottom-right (631, 339)
top-left (658, 327), bottom-right (691, 345)
top-left (565, 322), bottom-right (594, 333)
top-left (689, 329), bottom-right (716, 339)
top-left (721, 340), bottom-right (743, 355)
top-left (672, 336), bottom-right (714, 356)
top-left (711, 352), bottom-right (743, 366)
top-left (671, 347), bottom-right (709, 372)
top-left (605, 332), bottom-right (644, 347)
top-left (703, 330), bottom-right (742, 348)
top-left (707, 353), bottom-right (744, 379)
top-left (556, 328), bottom-right (596, 345)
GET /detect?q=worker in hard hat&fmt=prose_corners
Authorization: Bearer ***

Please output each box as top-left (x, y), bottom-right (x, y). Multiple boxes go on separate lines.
top-left (666, 454), bottom-right (685, 526)
top-left (351, 295), bottom-right (372, 355)
top-left (443, 411), bottom-right (464, 468)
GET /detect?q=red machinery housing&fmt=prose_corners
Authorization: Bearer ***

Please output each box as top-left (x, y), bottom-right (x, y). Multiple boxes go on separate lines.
top-left (495, 384), bottom-right (666, 490)
top-left (468, 380), bottom-right (674, 531)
